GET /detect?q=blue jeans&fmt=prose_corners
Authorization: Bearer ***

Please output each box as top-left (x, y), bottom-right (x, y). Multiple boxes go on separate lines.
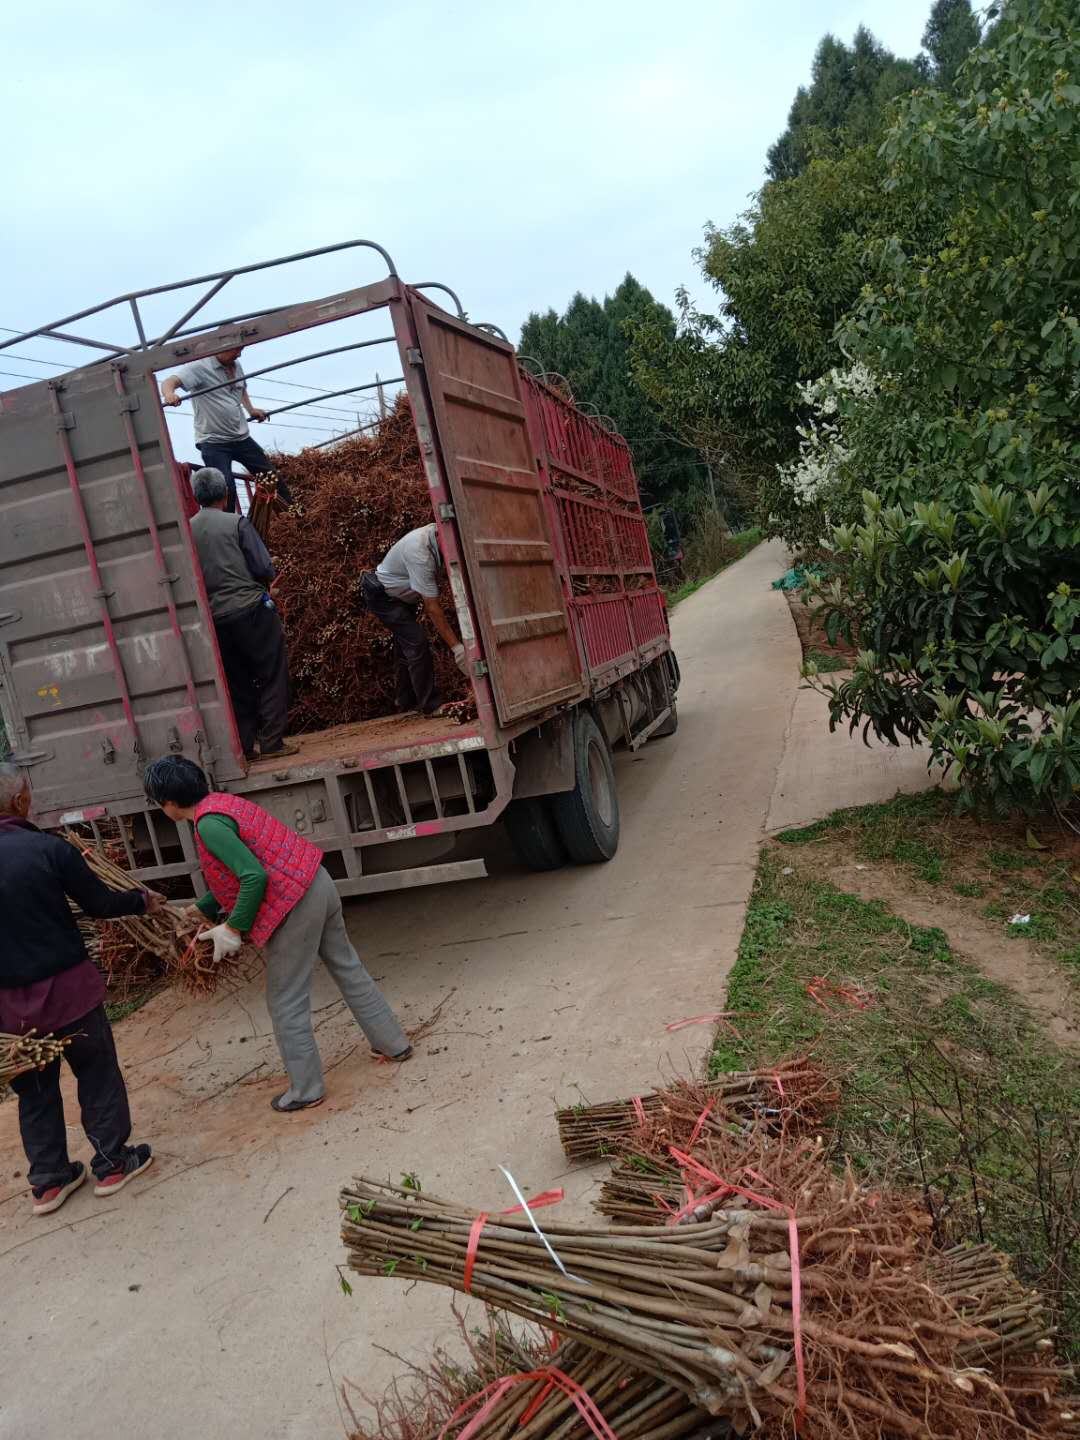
top-left (196, 436), bottom-right (293, 512)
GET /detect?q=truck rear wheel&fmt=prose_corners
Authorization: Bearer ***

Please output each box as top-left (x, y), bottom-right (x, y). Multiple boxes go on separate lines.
top-left (504, 797), bottom-right (567, 871)
top-left (552, 711), bottom-right (620, 863)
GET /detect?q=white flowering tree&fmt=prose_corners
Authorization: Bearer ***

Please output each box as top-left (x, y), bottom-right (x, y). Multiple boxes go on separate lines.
top-left (760, 362), bottom-right (878, 553)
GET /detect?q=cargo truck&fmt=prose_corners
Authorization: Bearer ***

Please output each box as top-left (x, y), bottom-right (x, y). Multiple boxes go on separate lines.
top-left (0, 240), bottom-right (679, 897)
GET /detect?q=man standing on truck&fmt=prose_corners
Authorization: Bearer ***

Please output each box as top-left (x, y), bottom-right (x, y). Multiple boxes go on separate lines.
top-left (0, 764), bottom-right (161, 1214)
top-left (362, 522), bottom-right (468, 716)
top-left (143, 756), bottom-right (412, 1112)
top-left (160, 345), bottom-right (292, 513)
top-left (189, 468), bottom-right (299, 762)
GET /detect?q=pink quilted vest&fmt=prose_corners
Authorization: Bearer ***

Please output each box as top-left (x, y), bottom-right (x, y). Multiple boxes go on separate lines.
top-left (193, 792), bottom-right (323, 945)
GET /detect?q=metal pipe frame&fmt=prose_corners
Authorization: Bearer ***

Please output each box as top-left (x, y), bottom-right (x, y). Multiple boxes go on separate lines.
top-left (171, 334), bottom-right (398, 400)
top-left (411, 282), bottom-right (466, 318)
top-left (311, 418), bottom-right (384, 449)
top-left (0, 238), bottom-right (399, 358)
top-left (256, 375), bottom-right (404, 423)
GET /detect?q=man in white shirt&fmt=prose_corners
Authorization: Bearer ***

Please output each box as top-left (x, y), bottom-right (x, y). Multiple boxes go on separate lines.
top-left (361, 523), bottom-right (467, 714)
top-left (160, 346), bottom-right (292, 512)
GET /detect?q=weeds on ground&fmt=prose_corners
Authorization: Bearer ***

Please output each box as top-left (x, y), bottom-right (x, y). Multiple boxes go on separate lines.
top-left (713, 848), bottom-right (1080, 1357)
top-left (105, 982), bottom-right (167, 1024)
top-left (804, 648), bottom-right (850, 674)
top-left (775, 788), bottom-right (1080, 980)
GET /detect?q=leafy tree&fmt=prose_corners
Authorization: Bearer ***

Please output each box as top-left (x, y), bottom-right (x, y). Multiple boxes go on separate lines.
top-left (629, 137), bottom-right (943, 517)
top-left (519, 276), bottom-right (703, 506)
top-left (923, 0), bottom-right (983, 89)
top-left (807, 0), bottom-right (1080, 812)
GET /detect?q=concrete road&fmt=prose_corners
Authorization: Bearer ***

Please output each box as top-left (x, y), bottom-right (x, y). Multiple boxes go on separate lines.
top-left (0, 541), bottom-right (929, 1440)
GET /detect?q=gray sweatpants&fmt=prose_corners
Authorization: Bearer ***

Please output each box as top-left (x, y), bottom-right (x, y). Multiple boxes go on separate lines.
top-left (264, 868), bottom-right (408, 1105)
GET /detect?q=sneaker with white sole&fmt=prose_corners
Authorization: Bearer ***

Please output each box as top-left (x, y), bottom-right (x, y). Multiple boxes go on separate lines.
top-left (94, 1144), bottom-right (154, 1197)
top-left (32, 1161), bottom-right (87, 1216)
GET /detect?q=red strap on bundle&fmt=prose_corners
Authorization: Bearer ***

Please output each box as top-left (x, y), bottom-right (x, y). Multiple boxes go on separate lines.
top-left (666, 1182), bottom-right (733, 1226)
top-left (441, 1366), bottom-right (618, 1440)
top-left (462, 1189), bottom-right (564, 1294)
top-left (631, 1095), bottom-right (647, 1128)
top-left (773, 1071), bottom-right (787, 1098)
top-left (687, 1097), bottom-right (716, 1147)
top-left (669, 1146), bottom-right (806, 1416)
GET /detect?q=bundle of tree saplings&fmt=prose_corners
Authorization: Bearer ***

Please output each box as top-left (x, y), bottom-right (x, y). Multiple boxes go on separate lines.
top-left (64, 832), bottom-right (255, 996)
top-left (1, 1030), bottom-right (72, 1087)
top-left (265, 398), bottom-right (471, 732)
top-left (340, 1139), bottom-right (1078, 1438)
top-left (556, 1060), bottom-right (835, 1163)
top-left (349, 1305), bottom-right (718, 1440)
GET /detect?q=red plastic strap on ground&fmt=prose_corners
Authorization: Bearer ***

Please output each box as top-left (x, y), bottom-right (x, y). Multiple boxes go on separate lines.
top-left (665, 1010), bottom-right (742, 1037)
top-left (632, 1095), bottom-right (647, 1128)
top-left (442, 1366), bottom-right (618, 1440)
top-left (806, 976), bottom-right (874, 1012)
top-left (669, 1146), bottom-right (806, 1416)
top-left (462, 1189), bottom-right (564, 1295)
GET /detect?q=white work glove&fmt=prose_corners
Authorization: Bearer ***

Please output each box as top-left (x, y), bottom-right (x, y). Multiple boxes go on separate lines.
top-left (452, 643), bottom-right (469, 675)
top-left (200, 923), bottom-right (243, 964)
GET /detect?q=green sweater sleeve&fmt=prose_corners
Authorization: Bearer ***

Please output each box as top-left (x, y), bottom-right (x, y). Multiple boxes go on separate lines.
top-left (195, 814), bottom-right (268, 934)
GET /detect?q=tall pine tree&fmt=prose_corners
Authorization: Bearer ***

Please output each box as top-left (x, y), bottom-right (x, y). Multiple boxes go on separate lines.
top-left (767, 27), bottom-right (927, 181)
top-left (765, 3), bottom-right (980, 182)
top-left (922, 0), bottom-right (982, 90)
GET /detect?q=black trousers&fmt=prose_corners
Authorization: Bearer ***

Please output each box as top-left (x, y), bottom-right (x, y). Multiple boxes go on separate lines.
top-left (361, 573), bottom-right (439, 713)
top-left (196, 436), bottom-right (293, 513)
top-left (214, 598), bottom-right (291, 755)
top-left (10, 1004), bottom-right (133, 1192)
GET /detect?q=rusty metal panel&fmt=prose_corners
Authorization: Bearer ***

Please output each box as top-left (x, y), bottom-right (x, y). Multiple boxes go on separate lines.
top-left (408, 300), bottom-right (585, 725)
top-left (519, 371), bottom-right (670, 687)
top-left (0, 359), bottom-right (243, 817)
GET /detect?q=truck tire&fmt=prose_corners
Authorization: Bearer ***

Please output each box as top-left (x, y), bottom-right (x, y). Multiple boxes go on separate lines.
top-left (504, 797), bottom-right (567, 871)
top-left (652, 702), bottom-right (678, 738)
top-left (552, 711), bottom-right (620, 863)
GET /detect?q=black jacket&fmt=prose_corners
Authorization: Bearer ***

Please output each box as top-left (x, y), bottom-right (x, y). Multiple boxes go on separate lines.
top-left (0, 819), bottom-right (148, 988)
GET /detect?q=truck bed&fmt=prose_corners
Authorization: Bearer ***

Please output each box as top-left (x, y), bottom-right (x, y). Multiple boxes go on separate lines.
top-left (245, 713), bottom-right (484, 773)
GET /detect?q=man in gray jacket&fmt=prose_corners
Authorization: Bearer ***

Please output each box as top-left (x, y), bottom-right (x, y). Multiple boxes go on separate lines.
top-left (189, 468), bottom-right (298, 761)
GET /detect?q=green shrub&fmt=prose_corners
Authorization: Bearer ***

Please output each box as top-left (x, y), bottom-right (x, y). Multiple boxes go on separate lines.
top-left (806, 2), bottom-right (1080, 812)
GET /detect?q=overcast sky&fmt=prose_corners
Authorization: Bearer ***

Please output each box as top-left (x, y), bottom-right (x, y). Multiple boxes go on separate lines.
top-left (2, 0), bottom-right (931, 454)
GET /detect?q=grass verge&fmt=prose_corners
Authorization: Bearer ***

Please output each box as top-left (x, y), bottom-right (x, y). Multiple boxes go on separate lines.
top-left (774, 787), bottom-right (1080, 979)
top-left (667, 527), bottom-right (762, 607)
top-left (714, 837), bottom-right (1080, 1358)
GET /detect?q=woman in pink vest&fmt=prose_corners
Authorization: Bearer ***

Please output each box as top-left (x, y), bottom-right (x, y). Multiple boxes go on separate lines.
top-left (144, 757), bottom-right (410, 1111)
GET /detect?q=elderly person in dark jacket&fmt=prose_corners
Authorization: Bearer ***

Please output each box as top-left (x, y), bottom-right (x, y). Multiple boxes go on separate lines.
top-left (189, 466), bottom-right (298, 763)
top-left (0, 764), bottom-right (161, 1214)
